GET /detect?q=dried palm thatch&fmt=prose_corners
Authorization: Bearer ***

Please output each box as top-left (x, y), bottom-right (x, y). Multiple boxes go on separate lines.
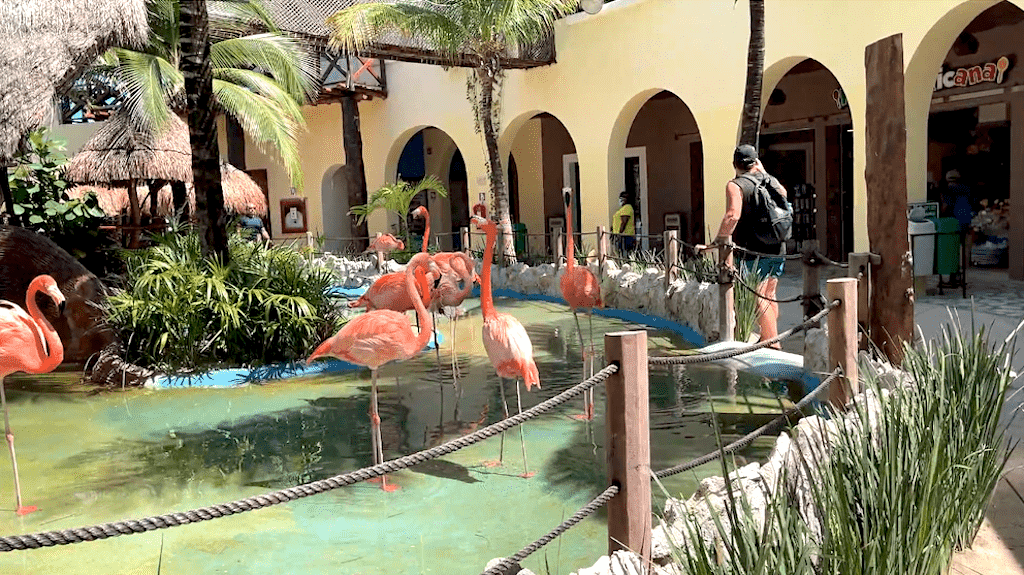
top-left (68, 163), bottom-right (268, 218)
top-left (64, 113), bottom-right (193, 184)
top-left (0, 0), bottom-right (149, 164)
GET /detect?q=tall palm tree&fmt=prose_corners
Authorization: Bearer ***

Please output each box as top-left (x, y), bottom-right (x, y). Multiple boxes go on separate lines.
top-left (327, 0), bottom-right (580, 263)
top-left (738, 0), bottom-right (765, 148)
top-left (85, 0), bottom-right (318, 257)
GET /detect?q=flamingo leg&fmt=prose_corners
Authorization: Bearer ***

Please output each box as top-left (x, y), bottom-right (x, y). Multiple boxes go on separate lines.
top-left (587, 310), bottom-right (596, 419)
top-left (450, 314), bottom-right (460, 381)
top-left (485, 376), bottom-right (510, 468)
top-left (369, 369), bottom-right (398, 492)
top-left (0, 380), bottom-right (34, 515)
top-left (432, 311), bottom-right (442, 373)
top-left (571, 311), bottom-right (593, 421)
top-left (516, 380), bottom-right (534, 478)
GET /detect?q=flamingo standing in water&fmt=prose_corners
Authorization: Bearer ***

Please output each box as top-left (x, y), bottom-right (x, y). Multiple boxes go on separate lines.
top-left (0, 274), bottom-right (66, 515)
top-left (559, 189), bottom-right (602, 420)
top-left (472, 216), bottom-right (539, 478)
top-left (307, 253), bottom-right (439, 492)
top-left (412, 206), bottom-right (477, 379)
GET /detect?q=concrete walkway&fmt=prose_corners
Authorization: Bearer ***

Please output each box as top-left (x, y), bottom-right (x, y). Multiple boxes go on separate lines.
top-left (773, 265), bottom-right (1024, 573)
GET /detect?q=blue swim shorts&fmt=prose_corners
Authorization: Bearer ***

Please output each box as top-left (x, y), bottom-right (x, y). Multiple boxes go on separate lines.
top-left (739, 254), bottom-right (785, 279)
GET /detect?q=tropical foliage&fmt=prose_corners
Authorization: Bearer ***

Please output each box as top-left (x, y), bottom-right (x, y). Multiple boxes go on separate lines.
top-left (84, 0), bottom-right (317, 188)
top-left (327, 0), bottom-right (580, 261)
top-left (349, 175), bottom-right (447, 242)
top-left (105, 226), bottom-right (343, 372)
top-left (6, 128), bottom-right (117, 273)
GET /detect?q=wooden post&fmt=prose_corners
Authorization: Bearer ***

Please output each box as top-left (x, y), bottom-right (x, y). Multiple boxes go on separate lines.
top-left (555, 231), bottom-right (564, 270)
top-left (865, 35), bottom-right (913, 364)
top-left (718, 237), bottom-right (735, 342)
top-left (848, 253), bottom-right (872, 350)
top-left (374, 232), bottom-right (384, 273)
top-left (665, 230), bottom-right (679, 290)
top-left (827, 278), bottom-right (859, 408)
top-left (802, 240), bottom-right (822, 327)
top-left (604, 330), bottom-right (651, 565)
top-left (461, 227), bottom-right (470, 256)
top-left (598, 225), bottom-right (608, 277)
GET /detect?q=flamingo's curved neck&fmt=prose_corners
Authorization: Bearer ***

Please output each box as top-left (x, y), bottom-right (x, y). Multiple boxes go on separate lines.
top-left (480, 226), bottom-right (497, 319)
top-left (420, 209), bottom-right (430, 253)
top-left (565, 203), bottom-right (575, 271)
top-left (25, 278), bottom-right (62, 373)
top-left (406, 255), bottom-right (434, 353)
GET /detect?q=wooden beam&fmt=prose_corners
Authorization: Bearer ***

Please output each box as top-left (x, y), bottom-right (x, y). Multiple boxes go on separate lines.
top-left (864, 34), bottom-right (913, 364)
top-left (827, 278), bottom-right (859, 408)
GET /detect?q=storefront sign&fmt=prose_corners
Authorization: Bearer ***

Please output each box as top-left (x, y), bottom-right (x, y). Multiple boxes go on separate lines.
top-left (934, 56), bottom-right (1011, 91)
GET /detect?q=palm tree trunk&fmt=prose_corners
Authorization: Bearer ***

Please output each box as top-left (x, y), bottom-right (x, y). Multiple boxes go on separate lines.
top-left (739, 0), bottom-right (766, 148)
top-left (180, 0), bottom-right (229, 261)
top-left (477, 66), bottom-right (515, 264)
top-left (171, 181), bottom-right (189, 221)
top-left (127, 179), bottom-right (141, 248)
top-left (0, 167), bottom-right (19, 227)
top-left (341, 92), bottom-right (369, 252)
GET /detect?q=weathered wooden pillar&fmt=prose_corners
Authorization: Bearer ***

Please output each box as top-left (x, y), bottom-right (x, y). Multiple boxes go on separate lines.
top-left (598, 225), bottom-right (608, 278)
top-left (802, 239), bottom-right (821, 327)
top-left (827, 278), bottom-right (859, 408)
top-left (718, 238), bottom-right (735, 342)
top-left (1010, 93), bottom-right (1024, 279)
top-left (865, 34), bottom-right (913, 364)
top-left (461, 227), bottom-right (470, 256)
top-left (604, 330), bottom-right (651, 565)
top-left (848, 252), bottom-right (874, 350)
top-left (665, 230), bottom-right (679, 289)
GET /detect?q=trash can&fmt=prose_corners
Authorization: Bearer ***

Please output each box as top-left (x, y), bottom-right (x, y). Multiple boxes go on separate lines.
top-left (908, 219), bottom-right (936, 277)
top-left (513, 223), bottom-right (527, 255)
top-left (930, 217), bottom-right (962, 276)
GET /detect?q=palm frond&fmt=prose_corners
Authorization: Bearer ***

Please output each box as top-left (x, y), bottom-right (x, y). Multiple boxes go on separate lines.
top-left (211, 33), bottom-right (318, 103)
top-left (495, 0), bottom-right (578, 49)
top-left (209, 0), bottom-right (279, 36)
top-left (213, 79), bottom-right (304, 189)
top-left (109, 48), bottom-right (183, 133)
top-left (327, 3), bottom-right (466, 62)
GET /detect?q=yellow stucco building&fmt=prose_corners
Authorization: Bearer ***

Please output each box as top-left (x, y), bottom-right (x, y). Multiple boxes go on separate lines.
top-left (54, 0), bottom-right (1024, 277)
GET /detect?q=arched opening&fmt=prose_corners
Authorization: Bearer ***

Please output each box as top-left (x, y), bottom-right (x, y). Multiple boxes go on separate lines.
top-left (392, 127), bottom-right (465, 251)
top-left (926, 1), bottom-right (1024, 272)
top-left (760, 59), bottom-right (854, 261)
top-left (319, 163), bottom-right (353, 253)
top-left (623, 90), bottom-right (703, 249)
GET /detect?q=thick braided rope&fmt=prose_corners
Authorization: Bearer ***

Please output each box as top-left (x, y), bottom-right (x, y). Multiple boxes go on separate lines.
top-left (480, 485), bottom-right (620, 575)
top-left (0, 364), bottom-right (618, 552)
top-left (654, 367), bottom-right (842, 479)
top-left (648, 301), bottom-right (838, 366)
top-left (733, 274), bottom-right (808, 304)
top-left (732, 245), bottom-right (804, 260)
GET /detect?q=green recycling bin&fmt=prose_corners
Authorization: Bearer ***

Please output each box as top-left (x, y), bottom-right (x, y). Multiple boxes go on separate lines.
top-left (513, 223), bottom-right (527, 255)
top-left (930, 217), bottom-right (962, 275)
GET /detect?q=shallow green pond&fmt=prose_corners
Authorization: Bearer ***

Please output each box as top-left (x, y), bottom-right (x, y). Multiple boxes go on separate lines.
top-left (0, 299), bottom-right (792, 575)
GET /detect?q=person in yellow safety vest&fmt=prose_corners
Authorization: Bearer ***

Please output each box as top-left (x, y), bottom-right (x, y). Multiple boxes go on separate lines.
top-left (613, 190), bottom-right (635, 254)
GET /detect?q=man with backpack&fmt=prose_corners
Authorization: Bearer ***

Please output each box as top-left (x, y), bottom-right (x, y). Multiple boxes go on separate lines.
top-left (710, 144), bottom-right (792, 348)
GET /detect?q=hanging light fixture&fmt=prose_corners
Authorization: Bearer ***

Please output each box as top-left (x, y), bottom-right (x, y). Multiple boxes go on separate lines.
top-left (581, 0), bottom-right (603, 15)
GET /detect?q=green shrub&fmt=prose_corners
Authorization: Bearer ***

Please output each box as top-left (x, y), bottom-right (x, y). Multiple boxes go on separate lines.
top-left (105, 227), bottom-right (343, 372)
top-left (734, 262), bottom-right (767, 342)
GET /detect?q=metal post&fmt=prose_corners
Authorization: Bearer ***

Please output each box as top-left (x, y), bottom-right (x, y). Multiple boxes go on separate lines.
top-left (827, 278), bottom-right (859, 408)
top-left (665, 230), bottom-right (679, 289)
top-left (848, 253), bottom-right (871, 350)
top-left (718, 237), bottom-right (735, 342)
top-left (598, 225), bottom-right (608, 278)
top-left (604, 330), bottom-right (651, 565)
top-left (461, 227), bottom-right (470, 256)
top-left (802, 239), bottom-right (822, 327)
top-left (555, 231), bottom-right (564, 270)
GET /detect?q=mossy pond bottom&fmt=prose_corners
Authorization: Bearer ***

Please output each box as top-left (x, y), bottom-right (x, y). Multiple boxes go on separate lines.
top-left (0, 299), bottom-right (798, 575)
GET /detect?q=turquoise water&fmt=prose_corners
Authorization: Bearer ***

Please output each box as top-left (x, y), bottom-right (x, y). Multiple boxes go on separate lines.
top-left (0, 299), bottom-right (793, 575)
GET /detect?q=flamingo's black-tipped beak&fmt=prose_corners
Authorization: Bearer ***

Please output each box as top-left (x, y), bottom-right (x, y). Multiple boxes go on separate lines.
top-left (563, 190), bottom-right (571, 207)
top-left (58, 300), bottom-right (66, 316)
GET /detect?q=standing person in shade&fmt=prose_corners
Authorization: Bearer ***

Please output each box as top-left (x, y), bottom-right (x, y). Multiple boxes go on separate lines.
top-left (712, 144), bottom-right (789, 348)
top-left (239, 203), bottom-right (270, 244)
top-left (940, 169), bottom-right (974, 236)
top-left (612, 190), bottom-right (636, 255)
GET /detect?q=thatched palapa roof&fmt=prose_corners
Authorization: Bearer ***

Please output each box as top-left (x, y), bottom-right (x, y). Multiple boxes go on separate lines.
top-left (68, 163), bottom-right (269, 218)
top-left (64, 113), bottom-right (193, 184)
top-left (0, 0), bottom-right (149, 164)
top-left (269, 0), bottom-right (556, 69)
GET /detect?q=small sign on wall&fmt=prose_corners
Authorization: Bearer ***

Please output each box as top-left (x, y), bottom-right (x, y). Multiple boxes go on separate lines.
top-left (280, 197), bottom-right (308, 234)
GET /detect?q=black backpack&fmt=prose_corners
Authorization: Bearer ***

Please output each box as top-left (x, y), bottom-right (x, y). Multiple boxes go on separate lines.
top-left (738, 173), bottom-right (793, 246)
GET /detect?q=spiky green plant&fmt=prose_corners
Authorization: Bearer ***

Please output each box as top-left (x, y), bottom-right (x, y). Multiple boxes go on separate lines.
top-left (106, 226), bottom-right (343, 371)
top-left (348, 175), bottom-right (447, 245)
top-left (733, 262), bottom-right (767, 342)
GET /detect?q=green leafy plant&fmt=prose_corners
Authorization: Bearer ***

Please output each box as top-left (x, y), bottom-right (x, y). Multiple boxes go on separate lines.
top-left (7, 127), bottom-right (117, 273)
top-left (348, 175), bottom-right (447, 248)
top-left (105, 226), bottom-right (343, 372)
top-left (733, 262), bottom-right (767, 342)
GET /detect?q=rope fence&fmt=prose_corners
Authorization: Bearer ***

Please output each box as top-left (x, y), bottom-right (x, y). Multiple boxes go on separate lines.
top-left (0, 365), bottom-right (618, 552)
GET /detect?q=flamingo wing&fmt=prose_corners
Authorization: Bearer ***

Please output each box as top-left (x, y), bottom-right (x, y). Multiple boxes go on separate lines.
top-left (0, 300), bottom-right (46, 374)
top-left (483, 313), bottom-right (539, 389)
top-left (324, 310), bottom-right (419, 369)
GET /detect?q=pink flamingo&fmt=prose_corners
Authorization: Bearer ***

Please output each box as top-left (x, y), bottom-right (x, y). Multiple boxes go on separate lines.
top-left (472, 216), bottom-right (539, 478)
top-left (412, 206), bottom-right (477, 379)
top-left (364, 233), bottom-right (405, 255)
top-left (560, 189), bottom-right (602, 420)
top-left (0, 274), bottom-right (66, 515)
top-left (347, 265), bottom-right (432, 314)
top-left (307, 253), bottom-right (439, 492)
